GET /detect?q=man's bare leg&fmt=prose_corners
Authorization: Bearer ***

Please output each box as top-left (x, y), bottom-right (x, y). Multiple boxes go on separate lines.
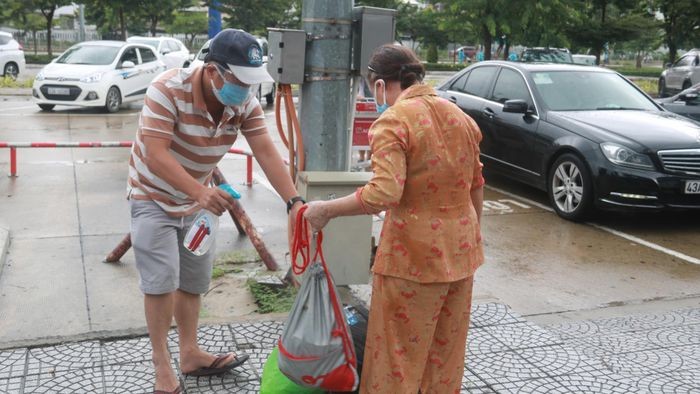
top-left (145, 293), bottom-right (179, 392)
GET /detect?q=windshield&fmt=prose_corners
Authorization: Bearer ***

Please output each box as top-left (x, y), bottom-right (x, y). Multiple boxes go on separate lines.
top-left (532, 71), bottom-right (659, 111)
top-left (129, 39), bottom-right (159, 49)
top-left (56, 45), bottom-right (120, 65)
top-left (522, 51), bottom-right (573, 64)
top-left (196, 41), bottom-right (210, 61)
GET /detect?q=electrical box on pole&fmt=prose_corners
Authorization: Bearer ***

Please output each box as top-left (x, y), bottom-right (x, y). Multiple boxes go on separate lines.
top-left (267, 29), bottom-right (306, 84)
top-left (351, 6), bottom-right (397, 78)
top-left (295, 171), bottom-right (373, 285)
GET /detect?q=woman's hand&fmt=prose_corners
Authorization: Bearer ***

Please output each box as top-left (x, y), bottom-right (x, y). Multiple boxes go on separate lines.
top-left (303, 201), bottom-right (333, 232)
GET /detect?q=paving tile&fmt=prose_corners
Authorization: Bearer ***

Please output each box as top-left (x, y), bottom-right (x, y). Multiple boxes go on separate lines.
top-left (167, 325), bottom-right (239, 361)
top-left (0, 348), bottom-right (26, 379)
top-left (562, 330), bottom-right (661, 359)
top-left (182, 364), bottom-right (259, 394)
top-left (462, 385), bottom-right (496, 393)
top-left (230, 320), bottom-right (284, 350)
top-left (242, 345), bottom-right (275, 379)
top-left (0, 377), bottom-right (22, 394)
top-left (467, 328), bottom-right (509, 355)
top-left (490, 377), bottom-right (564, 393)
top-left (514, 345), bottom-right (611, 377)
top-left (23, 367), bottom-right (104, 393)
top-left (467, 350), bottom-right (547, 385)
top-left (462, 366), bottom-right (488, 389)
top-left (102, 361), bottom-right (155, 394)
top-left (546, 320), bottom-right (602, 339)
top-left (101, 336), bottom-right (151, 365)
top-left (470, 303), bottom-right (525, 328)
top-left (590, 310), bottom-right (691, 334)
top-left (548, 374), bottom-right (643, 393)
top-left (25, 341), bottom-right (101, 375)
top-left (602, 347), bottom-right (700, 376)
top-left (482, 322), bottom-right (562, 351)
top-left (646, 323), bottom-right (700, 348)
top-left (634, 370), bottom-right (700, 393)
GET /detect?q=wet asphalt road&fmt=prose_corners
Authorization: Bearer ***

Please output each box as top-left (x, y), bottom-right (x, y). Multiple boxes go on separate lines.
top-left (0, 95), bottom-right (699, 324)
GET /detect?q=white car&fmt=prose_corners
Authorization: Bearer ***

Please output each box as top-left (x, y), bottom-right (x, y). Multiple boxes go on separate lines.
top-left (33, 40), bottom-right (166, 113)
top-left (0, 31), bottom-right (26, 79)
top-left (189, 38), bottom-right (275, 105)
top-left (572, 54), bottom-right (596, 66)
top-left (127, 36), bottom-right (190, 70)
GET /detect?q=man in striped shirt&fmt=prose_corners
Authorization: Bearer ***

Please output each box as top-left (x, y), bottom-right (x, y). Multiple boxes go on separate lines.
top-left (128, 29), bottom-right (303, 394)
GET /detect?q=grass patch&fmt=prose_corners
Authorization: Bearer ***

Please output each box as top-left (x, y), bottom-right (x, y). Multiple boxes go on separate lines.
top-left (215, 249), bottom-right (261, 265)
top-left (25, 54), bottom-right (54, 64)
top-left (609, 66), bottom-right (661, 78)
top-left (631, 79), bottom-right (658, 97)
top-left (247, 278), bottom-right (297, 313)
top-left (0, 76), bottom-right (32, 88)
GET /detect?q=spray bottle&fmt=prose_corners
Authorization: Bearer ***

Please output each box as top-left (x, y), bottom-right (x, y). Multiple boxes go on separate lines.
top-left (183, 183), bottom-right (241, 256)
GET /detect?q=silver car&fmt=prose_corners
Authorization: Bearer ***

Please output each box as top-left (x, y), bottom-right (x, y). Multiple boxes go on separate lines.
top-left (659, 49), bottom-right (700, 97)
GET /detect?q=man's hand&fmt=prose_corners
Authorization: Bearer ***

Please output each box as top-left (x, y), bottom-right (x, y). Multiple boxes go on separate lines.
top-left (194, 187), bottom-right (235, 216)
top-left (303, 201), bottom-right (333, 233)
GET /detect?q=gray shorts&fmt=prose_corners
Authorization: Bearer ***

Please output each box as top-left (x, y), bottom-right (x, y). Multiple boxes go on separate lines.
top-left (130, 199), bottom-right (215, 295)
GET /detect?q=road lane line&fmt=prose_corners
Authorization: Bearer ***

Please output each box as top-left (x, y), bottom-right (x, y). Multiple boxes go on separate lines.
top-left (485, 185), bottom-right (700, 266)
top-left (588, 223), bottom-right (700, 265)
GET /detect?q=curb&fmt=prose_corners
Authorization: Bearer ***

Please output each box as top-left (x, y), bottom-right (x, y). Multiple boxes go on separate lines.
top-left (0, 226), bottom-right (8, 280)
top-left (0, 88), bottom-right (31, 96)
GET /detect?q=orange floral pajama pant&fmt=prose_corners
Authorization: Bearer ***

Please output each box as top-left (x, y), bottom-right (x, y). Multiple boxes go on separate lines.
top-left (359, 274), bottom-right (474, 394)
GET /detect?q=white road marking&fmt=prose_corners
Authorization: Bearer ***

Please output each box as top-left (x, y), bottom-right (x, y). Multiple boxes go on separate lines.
top-left (588, 223), bottom-right (700, 265)
top-left (484, 185), bottom-right (700, 266)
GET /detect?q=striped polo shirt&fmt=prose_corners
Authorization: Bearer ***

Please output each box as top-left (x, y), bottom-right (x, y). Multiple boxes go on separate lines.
top-left (127, 66), bottom-right (266, 216)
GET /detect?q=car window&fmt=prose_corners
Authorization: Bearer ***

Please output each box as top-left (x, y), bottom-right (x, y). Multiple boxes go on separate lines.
top-left (448, 72), bottom-right (470, 93)
top-left (532, 71), bottom-right (658, 111)
top-left (491, 68), bottom-right (532, 105)
top-left (464, 66), bottom-right (497, 98)
top-left (139, 47), bottom-right (157, 63)
top-left (675, 55), bottom-right (693, 67)
top-left (196, 42), bottom-right (210, 61)
top-left (120, 47), bottom-right (139, 65)
top-left (130, 38), bottom-right (160, 51)
top-left (0, 36), bottom-right (10, 45)
top-left (56, 45), bottom-right (120, 65)
top-left (167, 40), bottom-right (180, 52)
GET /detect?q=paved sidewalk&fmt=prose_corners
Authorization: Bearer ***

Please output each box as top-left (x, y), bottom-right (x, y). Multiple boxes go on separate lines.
top-left (1, 303), bottom-right (698, 393)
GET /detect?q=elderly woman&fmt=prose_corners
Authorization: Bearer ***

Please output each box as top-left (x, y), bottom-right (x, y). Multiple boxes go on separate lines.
top-left (303, 44), bottom-right (485, 393)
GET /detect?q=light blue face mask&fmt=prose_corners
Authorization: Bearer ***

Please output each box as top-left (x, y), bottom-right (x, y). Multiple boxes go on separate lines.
top-left (374, 80), bottom-right (389, 114)
top-left (211, 66), bottom-right (250, 107)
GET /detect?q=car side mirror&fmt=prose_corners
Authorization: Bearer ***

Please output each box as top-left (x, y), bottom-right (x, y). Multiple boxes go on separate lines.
top-left (680, 91), bottom-right (699, 104)
top-left (121, 60), bottom-right (135, 69)
top-left (161, 49), bottom-right (171, 55)
top-left (665, 62), bottom-right (672, 69)
top-left (503, 99), bottom-right (529, 114)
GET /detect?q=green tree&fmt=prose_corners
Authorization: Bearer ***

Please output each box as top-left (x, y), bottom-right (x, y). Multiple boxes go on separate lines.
top-left (30, 0), bottom-right (72, 57)
top-left (213, 0), bottom-right (299, 36)
top-left (167, 11), bottom-right (208, 49)
top-left (84, 0), bottom-right (142, 40)
top-left (137, 0), bottom-right (194, 37)
top-left (566, 0), bottom-right (656, 65)
top-left (649, 0), bottom-right (700, 63)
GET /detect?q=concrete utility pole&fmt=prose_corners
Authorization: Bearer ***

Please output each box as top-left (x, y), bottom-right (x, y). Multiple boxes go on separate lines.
top-left (300, 0), bottom-right (354, 171)
top-left (78, 4), bottom-right (86, 42)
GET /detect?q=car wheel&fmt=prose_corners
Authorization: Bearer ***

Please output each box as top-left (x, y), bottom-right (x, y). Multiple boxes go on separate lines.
top-left (3, 62), bottom-right (19, 80)
top-left (658, 78), bottom-right (667, 98)
top-left (548, 153), bottom-right (593, 221)
top-left (38, 104), bottom-right (55, 111)
top-left (265, 84), bottom-right (276, 106)
top-left (104, 86), bottom-right (121, 113)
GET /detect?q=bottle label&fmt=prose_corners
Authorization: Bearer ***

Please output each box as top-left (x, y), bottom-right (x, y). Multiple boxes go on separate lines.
top-left (184, 213), bottom-right (214, 256)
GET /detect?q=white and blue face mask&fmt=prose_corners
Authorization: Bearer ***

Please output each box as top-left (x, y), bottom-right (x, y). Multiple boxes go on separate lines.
top-left (373, 79), bottom-right (389, 114)
top-left (211, 65), bottom-right (250, 107)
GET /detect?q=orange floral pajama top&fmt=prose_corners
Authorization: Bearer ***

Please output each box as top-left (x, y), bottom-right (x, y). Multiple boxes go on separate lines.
top-left (356, 84), bottom-right (485, 283)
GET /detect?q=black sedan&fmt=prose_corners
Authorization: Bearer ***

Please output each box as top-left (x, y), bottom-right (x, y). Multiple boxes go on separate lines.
top-left (657, 82), bottom-right (700, 122)
top-left (436, 61), bottom-right (700, 221)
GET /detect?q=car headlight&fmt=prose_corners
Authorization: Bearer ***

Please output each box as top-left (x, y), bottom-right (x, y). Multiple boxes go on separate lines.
top-left (600, 142), bottom-right (654, 169)
top-left (35, 72), bottom-right (45, 81)
top-left (80, 72), bottom-right (103, 83)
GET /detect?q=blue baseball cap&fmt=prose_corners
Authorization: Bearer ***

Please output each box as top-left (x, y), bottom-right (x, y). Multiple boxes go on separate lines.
top-left (205, 28), bottom-right (273, 85)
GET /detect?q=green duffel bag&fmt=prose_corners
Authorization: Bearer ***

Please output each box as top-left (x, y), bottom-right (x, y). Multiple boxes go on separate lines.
top-left (260, 347), bottom-right (325, 394)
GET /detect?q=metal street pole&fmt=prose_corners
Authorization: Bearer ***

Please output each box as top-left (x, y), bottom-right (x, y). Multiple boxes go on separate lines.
top-left (300, 0), bottom-right (353, 171)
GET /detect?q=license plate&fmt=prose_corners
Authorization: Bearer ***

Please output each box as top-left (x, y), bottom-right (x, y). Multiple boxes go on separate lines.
top-left (685, 180), bottom-right (700, 194)
top-left (47, 87), bottom-right (70, 95)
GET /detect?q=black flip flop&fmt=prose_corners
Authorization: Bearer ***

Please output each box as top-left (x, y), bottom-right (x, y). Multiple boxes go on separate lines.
top-left (183, 353), bottom-right (249, 377)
